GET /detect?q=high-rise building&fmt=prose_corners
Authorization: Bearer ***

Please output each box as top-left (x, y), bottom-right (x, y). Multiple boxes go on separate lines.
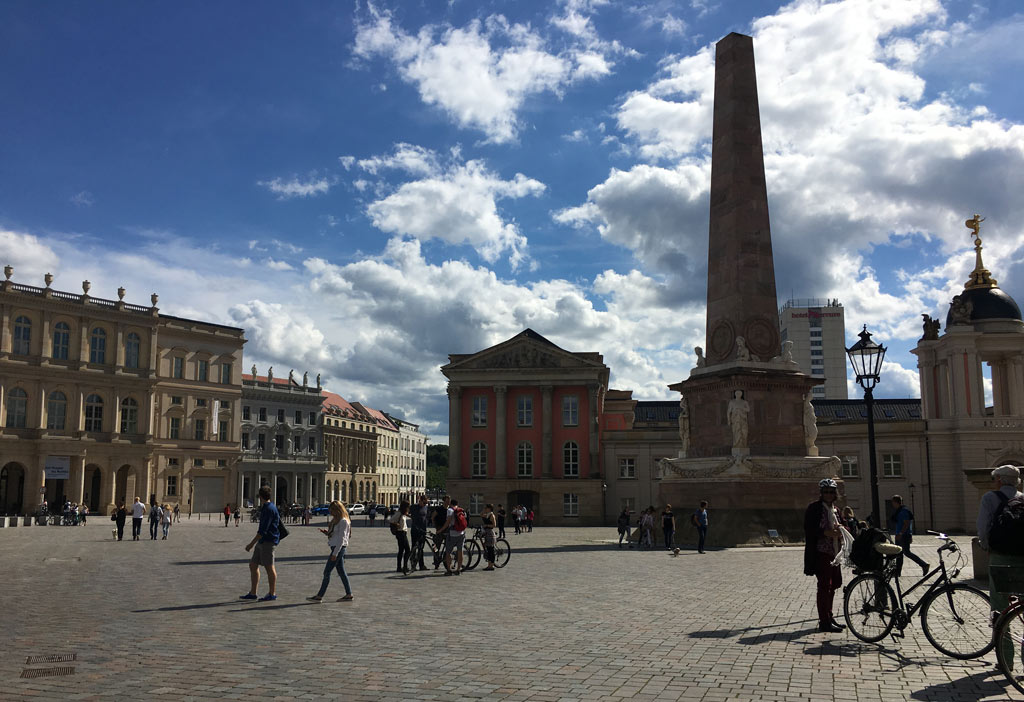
top-left (779, 298), bottom-right (848, 400)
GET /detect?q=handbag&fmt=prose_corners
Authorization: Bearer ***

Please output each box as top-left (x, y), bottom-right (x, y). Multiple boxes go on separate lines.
top-left (278, 522), bottom-right (289, 540)
top-left (111, 513), bottom-right (117, 522)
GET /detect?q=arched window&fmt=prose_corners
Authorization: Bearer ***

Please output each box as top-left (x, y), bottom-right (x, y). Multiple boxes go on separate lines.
top-left (5, 388), bottom-right (27, 428)
top-left (84, 394), bottom-right (104, 432)
top-left (13, 316), bottom-right (31, 355)
top-left (120, 397), bottom-right (139, 434)
top-left (89, 327), bottom-right (107, 364)
top-left (341, 481), bottom-right (347, 502)
top-left (372, 483), bottom-right (377, 500)
top-left (46, 391), bottom-right (67, 430)
top-left (125, 333), bottom-right (141, 369)
top-left (52, 322), bottom-right (71, 360)
top-left (358, 482), bottom-right (365, 502)
top-left (516, 441), bottom-right (533, 477)
top-left (563, 441), bottom-right (579, 477)
top-left (471, 441), bottom-right (487, 478)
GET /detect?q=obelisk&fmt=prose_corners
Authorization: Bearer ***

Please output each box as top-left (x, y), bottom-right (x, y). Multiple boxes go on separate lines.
top-left (705, 32), bottom-right (780, 364)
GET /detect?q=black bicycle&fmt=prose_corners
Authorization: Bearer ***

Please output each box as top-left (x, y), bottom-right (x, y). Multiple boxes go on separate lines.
top-left (990, 565), bottom-right (1024, 695)
top-left (424, 530), bottom-right (479, 572)
top-left (462, 525), bottom-right (511, 571)
top-left (843, 531), bottom-right (993, 659)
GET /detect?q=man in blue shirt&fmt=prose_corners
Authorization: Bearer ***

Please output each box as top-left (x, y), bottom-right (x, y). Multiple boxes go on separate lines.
top-left (890, 494), bottom-right (929, 577)
top-left (242, 485), bottom-right (280, 602)
top-left (694, 501), bottom-right (709, 554)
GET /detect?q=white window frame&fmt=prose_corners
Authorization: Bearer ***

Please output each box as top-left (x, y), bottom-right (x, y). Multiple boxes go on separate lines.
top-left (619, 457), bottom-right (636, 479)
top-left (840, 454), bottom-right (859, 479)
top-left (882, 453), bottom-right (903, 478)
top-left (517, 441), bottom-right (533, 477)
top-left (563, 493), bottom-right (579, 517)
top-left (563, 441), bottom-right (579, 478)
top-left (471, 396), bottom-right (487, 427)
top-left (517, 396), bottom-right (533, 427)
top-left (562, 395), bottom-right (578, 426)
top-left (471, 442), bottom-right (487, 477)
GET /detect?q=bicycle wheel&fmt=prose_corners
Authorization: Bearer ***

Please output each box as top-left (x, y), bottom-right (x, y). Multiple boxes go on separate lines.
top-left (844, 573), bottom-right (897, 642)
top-left (493, 538), bottom-right (511, 568)
top-left (996, 604), bottom-right (1024, 696)
top-left (921, 584), bottom-right (994, 659)
top-left (462, 539), bottom-right (481, 571)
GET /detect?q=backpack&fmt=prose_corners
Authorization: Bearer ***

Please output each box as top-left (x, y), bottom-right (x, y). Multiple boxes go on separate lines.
top-left (690, 512), bottom-right (699, 527)
top-left (617, 513), bottom-right (630, 529)
top-left (989, 492), bottom-right (1024, 556)
top-left (850, 527), bottom-right (888, 571)
top-left (390, 518), bottom-right (402, 535)
top-left (452, 507), bottom-right (468, 532)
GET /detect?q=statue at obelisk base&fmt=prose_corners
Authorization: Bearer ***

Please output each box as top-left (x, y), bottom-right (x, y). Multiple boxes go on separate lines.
top-left (658, 32), bottom-right (838, 546)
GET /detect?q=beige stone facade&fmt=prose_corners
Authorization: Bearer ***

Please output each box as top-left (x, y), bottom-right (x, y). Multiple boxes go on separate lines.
top-left (0, 268), bottom-right (244, 516)
top-left (388, 414), bottom-right (427, 504)
top-left (321, 392), bottom-right (379, 505)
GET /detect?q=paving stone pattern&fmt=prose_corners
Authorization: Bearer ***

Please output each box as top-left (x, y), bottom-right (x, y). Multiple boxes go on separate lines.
top-left (0, 519), bottom-right (1017, 701)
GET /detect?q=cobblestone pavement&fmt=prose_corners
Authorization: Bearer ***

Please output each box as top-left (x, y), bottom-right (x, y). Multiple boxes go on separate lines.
top-left (0, 519), bottom-right (1018, 701)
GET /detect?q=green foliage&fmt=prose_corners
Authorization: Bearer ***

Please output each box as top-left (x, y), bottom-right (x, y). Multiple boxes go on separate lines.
top-left (426, 444), bottom-right (448, 490)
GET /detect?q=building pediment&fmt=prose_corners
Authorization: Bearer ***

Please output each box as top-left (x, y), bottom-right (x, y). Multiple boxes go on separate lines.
top-left (444, 330), bottom-right (604, 372)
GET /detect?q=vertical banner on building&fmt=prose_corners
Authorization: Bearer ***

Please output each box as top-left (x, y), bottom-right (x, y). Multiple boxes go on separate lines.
top-left (44, 455), bottom-right (71, 480)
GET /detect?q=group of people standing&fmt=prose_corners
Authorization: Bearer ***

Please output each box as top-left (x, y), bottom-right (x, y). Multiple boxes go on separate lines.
top-left (109, 497), bottom-right (174, 541)
top-left (616, 502), bottom-right (709, 552)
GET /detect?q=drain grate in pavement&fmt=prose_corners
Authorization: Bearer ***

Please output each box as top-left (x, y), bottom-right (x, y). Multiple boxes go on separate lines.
top-left (25, 654), bottom-right (77, 664)
top-left (20, 666), bottom-right (75, 678)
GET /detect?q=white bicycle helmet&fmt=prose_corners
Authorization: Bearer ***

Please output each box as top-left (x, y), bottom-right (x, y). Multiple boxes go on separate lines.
top-left (818, 478), bottom-right (838, 489)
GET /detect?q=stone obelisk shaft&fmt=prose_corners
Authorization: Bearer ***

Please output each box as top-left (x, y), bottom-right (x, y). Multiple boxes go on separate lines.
top-left (705, 33), bottom-right (780, 364)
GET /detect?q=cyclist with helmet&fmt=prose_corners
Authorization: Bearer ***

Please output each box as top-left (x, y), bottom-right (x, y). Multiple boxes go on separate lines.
top-left (804, 478), bottom-right (849, 633)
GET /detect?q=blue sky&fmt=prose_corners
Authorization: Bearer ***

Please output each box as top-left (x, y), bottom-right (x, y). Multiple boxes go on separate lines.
top-left (3, 0), bottom-right (1024, 442)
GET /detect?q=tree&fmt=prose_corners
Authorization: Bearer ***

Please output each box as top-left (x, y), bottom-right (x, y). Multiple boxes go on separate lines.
top-left (426, 444), bottom-right (448, 492)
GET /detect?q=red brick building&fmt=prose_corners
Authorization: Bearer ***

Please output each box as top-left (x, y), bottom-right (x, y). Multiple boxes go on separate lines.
top-left (441, 329), bottom-right (609, 525)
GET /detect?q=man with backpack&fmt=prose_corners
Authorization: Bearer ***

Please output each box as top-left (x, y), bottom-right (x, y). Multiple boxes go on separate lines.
top-left (441, 498), bottom-right (468, 575)
top-left (889, 495), bottom-right (929, 577)
top-left (977, 465), bottom-right (1024, 619)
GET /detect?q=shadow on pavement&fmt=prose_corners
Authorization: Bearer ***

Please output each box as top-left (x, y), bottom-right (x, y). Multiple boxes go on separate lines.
top-left (690, 618), bottom-right (817, 640)
top-left (909, 668), bottom-right (1011, 701)
top-left (132, 600), bottom-right (241, 613)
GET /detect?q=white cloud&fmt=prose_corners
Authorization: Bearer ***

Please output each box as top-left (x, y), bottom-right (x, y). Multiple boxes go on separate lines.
top-left (257, 174), bottom-right (333, 199)
top-left (70, 191), bottom-right (95, 207)
top-left (264, 258), bottom-right (294, 271)
top-left (0, 229), bottom-right (62, 281)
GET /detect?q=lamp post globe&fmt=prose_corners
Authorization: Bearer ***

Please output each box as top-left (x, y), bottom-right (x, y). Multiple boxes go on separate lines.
top-left (846, 325), bottom-right (887, 526)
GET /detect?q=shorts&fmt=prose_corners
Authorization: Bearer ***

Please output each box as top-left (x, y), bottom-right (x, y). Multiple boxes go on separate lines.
top-left (444, 532), bottom-right (465, 556)
top-left (251, 541), bottom-right (276, 568)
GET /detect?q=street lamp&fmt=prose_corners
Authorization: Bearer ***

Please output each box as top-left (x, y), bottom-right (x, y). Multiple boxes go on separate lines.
top-left (846, 325), bottom-right (887, 527)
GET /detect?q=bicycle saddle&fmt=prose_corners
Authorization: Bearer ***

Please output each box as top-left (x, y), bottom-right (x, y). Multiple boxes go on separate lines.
top-left (874, 542), bottom-right (903, 555)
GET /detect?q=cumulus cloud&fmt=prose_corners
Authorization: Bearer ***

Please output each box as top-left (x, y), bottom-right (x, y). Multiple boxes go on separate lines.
top-left (258, 174), bottom-right (333, 199)
top-left (352, 7), bottom-right (620, 143)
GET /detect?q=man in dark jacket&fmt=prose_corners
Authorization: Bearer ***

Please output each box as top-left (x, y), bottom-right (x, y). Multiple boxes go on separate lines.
top-left (804, 478), bottom-right (846, 633)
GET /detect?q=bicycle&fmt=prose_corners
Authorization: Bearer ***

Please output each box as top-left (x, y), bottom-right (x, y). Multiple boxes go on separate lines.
top-left (843, 531), bottom-right (994, 659)
top-left (989, 565), bottom-right (1024, 695)
top-left (462, 525), bottom-right (510, 571)
top-left (424, 530), bottom-right (479, 572)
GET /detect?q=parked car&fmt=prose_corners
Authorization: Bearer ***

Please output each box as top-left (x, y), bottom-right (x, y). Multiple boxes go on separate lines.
top-left (310, 503), bottom-right (331, 516)
top-left (348, 503), bottom-right (365, 515)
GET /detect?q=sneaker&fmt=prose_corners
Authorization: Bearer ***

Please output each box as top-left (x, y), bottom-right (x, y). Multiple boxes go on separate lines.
top-left (444, 570), bottom-right (454, 576)
top-left (306, 596), bottom-right (323, 602)
top-left (239, 593), bottom-right (258, 600)
top-left (483, 566), bottom-right (495, 571)
top-left (258, 594), bottom-right (277, 602)
top-left (338, 594), bottom-right (354, 601)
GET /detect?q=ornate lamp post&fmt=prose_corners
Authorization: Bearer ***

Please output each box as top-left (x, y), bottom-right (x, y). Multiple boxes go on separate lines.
top-left (846, 325), bottom-right (887, 527)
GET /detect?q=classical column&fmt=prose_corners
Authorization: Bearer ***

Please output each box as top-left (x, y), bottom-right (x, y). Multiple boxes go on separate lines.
top-left (37, 384), bottom-right (47, 428)
top-left (447, 384), bottom-right (462, 479)
top-left (72, 455), bottom-right (86, 504)
top-left (271, 472), bottom-right (277, 503)
top-left (115, 324), bottom-right (125, 368)
top-left (290, 471), bottom-right (298, 505)
top-left (23, 460), bottom-right (44, 512)
top-left (588, 384), bottom-right (599, 477)
top-left (542, 386), bottom-right (553, 478)
top-left (40, 311), bottom-right (52, 361)
top-left (104, 460), bottom-right (117, 513)
top-left (494, 386), bottom-right (507, 478)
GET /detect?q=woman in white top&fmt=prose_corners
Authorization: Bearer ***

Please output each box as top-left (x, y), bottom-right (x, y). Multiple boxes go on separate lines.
top-left (308, 501), bottom-right (353, 602)
top-left (161, 504), bottom-right (172, 539)
top-left (391, 500), bottom-right (412, 575)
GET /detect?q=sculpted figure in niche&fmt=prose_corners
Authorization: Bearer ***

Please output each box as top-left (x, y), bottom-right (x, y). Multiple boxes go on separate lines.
top-left (949, 295), bottom-right (973, 325)
top-left (736, 336), bottom-right (758, 362)
top-left (771, 340), bottom-right (796, 365)
top-left (921, 314), bottom-right (940, 340)
top-left (694, 346), bottom-right (706, 368)
top-left (727, 390), bottom-right (750, 449)
top-left (677, 396), bottom-right (690, 457)
top-left (802, 393), bottom-right (818, 453)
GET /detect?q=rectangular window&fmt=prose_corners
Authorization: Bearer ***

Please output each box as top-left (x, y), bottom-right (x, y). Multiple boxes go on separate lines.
top-left (171, 396), bottom-right (182, 405)
top-left (563, 442), bottom-right (579, 478)
top-left (517, 396), bottom-right (533, 426)
top-left (277, 409), bottom-right (285, 423)
top-left (166, 476), bottom-right (178, 497)
top-left (168, 457), bottom-right (179, 466)
top-left (810, 330), bottom-right (823, 337)
top-left (195, 398), bottom-right (207, 407)
top-left (471, 396), bottom-right (487, 427)
top-left (308, 412), bottom-right (316, 426)
top-left (193, 459), bottom-right (204, 468)
top-left (563, 493), bottom-right (579, 517)
top-left (194, 419), bottom-right (206, 440)
top-left (469, 493), bottom-right (483, 515)
top-left (242, 406), bottom-right (251, 421)
top-left (241, 432), bottom-right (249, 450)
top-left (811, 350), bottom-right (823, 357)
top-left (882, 453), bottom-right (903, 478)
top-left (169, 417), bottom-right (181, 439)
top-left (840, 455), bottom-right (859, 478)
top-left (257, 433), bottom-right (266, 451)
top-left (218, 420), bottom-right (228, 442)
top-left (619, 457), bottom-right (636, 479)
top-left (220, 363), bottom-right (231, 384)
top-left (258, 407), bottom-right (267, 422)
top-left (620, 497), bottom-right (636, 513)
top-left (562, 395), bottom-right (578, 426)
top-left (471, 442), bottom-right (487, 477)
top-left (275, 435), bottom-right (284, 452)
top-left (172, 356), bottom-right (184, 379)
top-left (295, 410), bottom-right (303, 425)
top-left (308, 436), bottom-right (316, 453)
top-left (217, 459), bottom-right (227, 467)
top-left (516, 442), bottom-right (533, 477)
top-left (198, 360), bottom-right (209, 381)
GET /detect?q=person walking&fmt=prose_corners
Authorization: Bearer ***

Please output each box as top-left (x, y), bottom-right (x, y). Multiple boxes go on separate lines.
top-left (173, 503), bottom-right (180, 523)
top-left (662, 505), bottom-right (676, 550)
top-left (513, 505), bottom-right (522, 535)
top-left (410, 495), bottom-right (429, 571)
top-left (889, 495), bottom-right (928, 577)
top-left (640, 507), bottom-right (654, 549)
top-left (527, 508), bottom-right (534, 532)
top-left (113, 501), bottom-right (127, 541)
top-left (481, 503), bottom-right (498, 570)
top-left (694, 501), bottom-right (709, 554)
top-left (161, 504), bottom-right (172, 539)
top-left (223, 503), bottom-right (232, 527)
top-left (497, 504), bottom-right (507, 539)
top-left (80, 504), bottom-right (88, 525)
top-left (804, 478), bottom-right (848, 633)
top-left (149, 501), bottom-right (162, 540)
top-left (390, 501), bottom-right (412, 575)
top-left (368, 504), bottom-right (376, 527)
top-left (307, 501), bottom-right (353, 602)
top-left (617, 508), bottom-right (632, 548)
top-left (234, 505), bottom-right (242, 527)
top-left (241, 485), bottom-right (281, 602)
top-left (131, 497), bottom-right (145, 541)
